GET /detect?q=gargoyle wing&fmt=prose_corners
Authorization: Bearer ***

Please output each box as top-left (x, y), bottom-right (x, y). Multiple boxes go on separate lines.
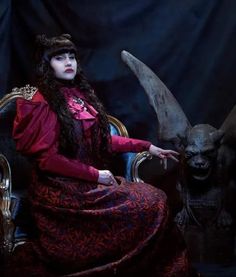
top-left (220, 105), bottom-right (236, 148)
top-left (215, 106), bottom-right (236, 180)
top-left (121, 50), bottom-right (191, 147)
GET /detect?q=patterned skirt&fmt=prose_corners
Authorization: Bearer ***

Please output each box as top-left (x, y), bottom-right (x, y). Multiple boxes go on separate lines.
top-left (6, 175), bottom-right (197, 276)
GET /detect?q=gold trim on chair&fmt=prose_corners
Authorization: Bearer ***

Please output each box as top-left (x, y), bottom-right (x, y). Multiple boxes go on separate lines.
top-left (107, 115), bottom-right (129, 137)
top-left (0, 84), bottom-right (37, 256)
top-left (107, 115), bottom-right (153, 183)
top-left (131, 151), bottom-right (153, 183)
top-left (0, 154), bottom-right (14, 256)
top-left (0, 84), bottom-right (37, 110)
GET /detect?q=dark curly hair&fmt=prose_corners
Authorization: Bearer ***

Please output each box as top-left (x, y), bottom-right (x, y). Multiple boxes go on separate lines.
top-left (34, 34), bottom-right (111, 166)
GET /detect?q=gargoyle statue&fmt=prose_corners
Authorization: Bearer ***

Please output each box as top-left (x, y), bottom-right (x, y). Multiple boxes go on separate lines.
top-left (121, 50), bottom-right (236, 229)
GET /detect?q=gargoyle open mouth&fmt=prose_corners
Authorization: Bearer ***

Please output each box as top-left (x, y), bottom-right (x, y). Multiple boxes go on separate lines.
top-left (190, 166), bottom-right (212, 181)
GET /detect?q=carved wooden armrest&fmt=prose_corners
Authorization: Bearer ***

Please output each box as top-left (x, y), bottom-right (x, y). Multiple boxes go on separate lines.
top-left (131, 151), bottom-right (153, 182)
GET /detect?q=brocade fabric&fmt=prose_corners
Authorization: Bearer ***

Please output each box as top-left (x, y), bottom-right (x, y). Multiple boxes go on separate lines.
top-left (7, 88), bottom-right (196, 276)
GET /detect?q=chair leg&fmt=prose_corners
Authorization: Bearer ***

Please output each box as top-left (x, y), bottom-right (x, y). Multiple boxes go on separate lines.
top-left (0, 154), bottom-right (14, 258)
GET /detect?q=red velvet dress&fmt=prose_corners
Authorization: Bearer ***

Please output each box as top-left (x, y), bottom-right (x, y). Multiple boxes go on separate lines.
top-left (9, 88), bottom-right (195, 276)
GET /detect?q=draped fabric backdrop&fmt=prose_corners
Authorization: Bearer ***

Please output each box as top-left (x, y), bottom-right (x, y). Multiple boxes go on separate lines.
top-left (1, 0), bottom-right (236, 143)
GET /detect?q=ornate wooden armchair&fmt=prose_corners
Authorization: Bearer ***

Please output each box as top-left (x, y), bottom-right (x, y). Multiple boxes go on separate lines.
top-left (0, 85), bottom-right (160, 260)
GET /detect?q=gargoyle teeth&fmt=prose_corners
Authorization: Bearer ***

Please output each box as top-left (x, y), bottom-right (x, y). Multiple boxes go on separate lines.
top-left (192, 174), bottom-right (210, 181)
top-left (191, 167), bottom-right (212, 181)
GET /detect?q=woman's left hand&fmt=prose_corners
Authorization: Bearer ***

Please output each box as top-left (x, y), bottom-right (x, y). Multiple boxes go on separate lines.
top-left (148, 144), bottom-right (179, 162)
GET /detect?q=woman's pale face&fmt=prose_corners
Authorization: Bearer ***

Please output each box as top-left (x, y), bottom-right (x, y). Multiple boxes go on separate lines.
top-left (50, 52), bottom-right (77, 80)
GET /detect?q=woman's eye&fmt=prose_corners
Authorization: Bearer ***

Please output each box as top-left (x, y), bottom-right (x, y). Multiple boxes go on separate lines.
top-left (55, 56), bottom-right (64, 61)
top-left (69, 55), bottom-right (75, 60)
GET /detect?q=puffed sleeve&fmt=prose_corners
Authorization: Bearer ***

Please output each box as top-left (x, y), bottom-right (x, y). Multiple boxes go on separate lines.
top-left (111, 135), bottom-right (151, 153)
top-left (13, 96), bottom-right (99, 182)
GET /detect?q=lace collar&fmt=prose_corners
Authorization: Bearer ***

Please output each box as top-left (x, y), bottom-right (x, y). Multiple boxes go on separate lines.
top-left (61, 87), bottom-right (98, 130)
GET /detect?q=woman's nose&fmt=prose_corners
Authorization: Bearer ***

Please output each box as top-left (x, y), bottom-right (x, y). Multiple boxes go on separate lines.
top-left (65, 57), bottom-right (72, 66)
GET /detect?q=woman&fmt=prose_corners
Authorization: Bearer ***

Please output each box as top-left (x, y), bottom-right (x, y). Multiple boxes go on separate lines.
top-left (10, 34), bottom-right (196, 276)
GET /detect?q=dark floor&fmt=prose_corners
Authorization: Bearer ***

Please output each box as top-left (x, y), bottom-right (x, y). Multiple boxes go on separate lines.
top-left (182, 222), bottom-right (236, 277)
top-left (194, 261), bottom-right (236, 277)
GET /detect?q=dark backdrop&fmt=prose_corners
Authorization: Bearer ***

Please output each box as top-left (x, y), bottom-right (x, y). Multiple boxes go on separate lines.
top-left (1, 0), bottom-right (236, 144)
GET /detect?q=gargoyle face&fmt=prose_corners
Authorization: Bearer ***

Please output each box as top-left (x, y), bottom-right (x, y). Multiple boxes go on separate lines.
top-left (184, 147), bottom-right (216, 181)
top-left (183, 124), bottom-right (223, 181)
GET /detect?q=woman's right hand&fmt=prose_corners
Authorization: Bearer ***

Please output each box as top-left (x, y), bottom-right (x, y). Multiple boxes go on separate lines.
top-left (98, 170), bottom-right (119, 186)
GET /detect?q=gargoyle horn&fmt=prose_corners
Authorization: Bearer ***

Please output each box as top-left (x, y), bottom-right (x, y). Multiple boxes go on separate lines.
top-left (121, 50), bottom-right (191, 147)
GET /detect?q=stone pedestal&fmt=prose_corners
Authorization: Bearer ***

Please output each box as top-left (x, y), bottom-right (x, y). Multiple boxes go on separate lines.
top-left (184, 225), bottom-right (235, 264)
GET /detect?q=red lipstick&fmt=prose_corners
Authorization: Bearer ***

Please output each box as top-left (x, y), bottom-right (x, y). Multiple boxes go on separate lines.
top-left (65, 68), bottom-right (74, 73)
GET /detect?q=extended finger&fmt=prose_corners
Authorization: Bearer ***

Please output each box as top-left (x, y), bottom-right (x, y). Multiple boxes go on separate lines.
top-left (109, 175), bottom-right (119, 186)
top-left (163, 158), bottom-right (167, 170)
top-left (168, 154), bottom-right (179, 162)
top-left (113, 179), bottom-right (119, 186)
top-left (160, 153), bottom-right (178, 161)
top-left (110, 179), bottom-right (119, 186)
top-left (166, 150), bottom-right (179, 155)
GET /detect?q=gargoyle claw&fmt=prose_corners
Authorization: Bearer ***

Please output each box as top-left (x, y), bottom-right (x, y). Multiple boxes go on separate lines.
top-left (217, 209), bottom-right (232, 227)
top-left (175, 208), bottom-right (190, 227)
